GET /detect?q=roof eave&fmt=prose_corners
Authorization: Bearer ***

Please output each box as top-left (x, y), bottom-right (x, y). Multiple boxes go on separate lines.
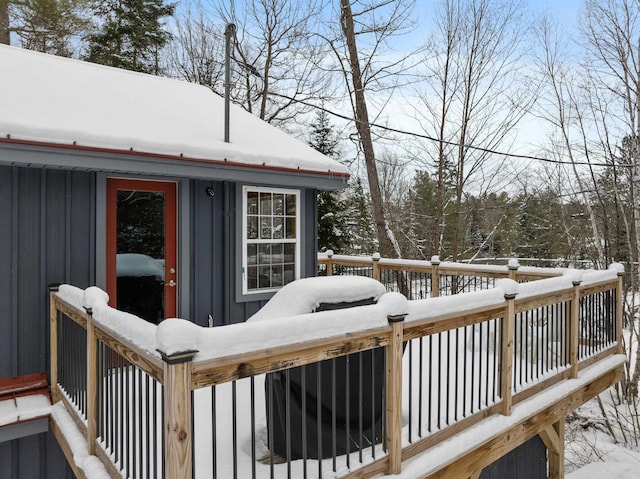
top-left (0, 137), bottom-right (350, 190)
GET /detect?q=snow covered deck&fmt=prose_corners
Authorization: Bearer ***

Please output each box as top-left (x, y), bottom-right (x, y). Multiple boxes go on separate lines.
top-left (47, 256), bottom-right (625, 479)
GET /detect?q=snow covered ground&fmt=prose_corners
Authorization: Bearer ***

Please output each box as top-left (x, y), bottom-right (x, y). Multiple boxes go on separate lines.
top-left (565, 391), bottom-right (640, 478)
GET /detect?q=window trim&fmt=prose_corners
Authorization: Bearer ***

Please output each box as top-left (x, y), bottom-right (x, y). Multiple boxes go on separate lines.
top-left (240, 185), bottom-right (301, 296)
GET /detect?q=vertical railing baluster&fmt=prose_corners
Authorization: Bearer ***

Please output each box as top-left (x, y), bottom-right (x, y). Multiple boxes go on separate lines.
top-left (316, 362), bottom-right (322, 478)
top-left (232, 380), bottom-right (238, 479)
top-left (211, 385), bottom-right (217, 479)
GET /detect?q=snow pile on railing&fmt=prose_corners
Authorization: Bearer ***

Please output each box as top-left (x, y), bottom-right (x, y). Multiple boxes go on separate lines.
top-left (56, 284), bottom-right (160, 357)
top-left (157, 276), bottom-right (406, 361)
top-left (407, 278), bottom-right (518, 321)
top-left (517, 263), bottom-right (623, 299)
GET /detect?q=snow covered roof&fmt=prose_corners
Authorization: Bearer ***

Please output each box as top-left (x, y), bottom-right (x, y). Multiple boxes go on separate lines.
top-left (0, 45), bottom-right (349, 185)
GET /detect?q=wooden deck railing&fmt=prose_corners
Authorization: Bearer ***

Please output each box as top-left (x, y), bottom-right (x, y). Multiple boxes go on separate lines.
top-left (318, 252), bottom-right (561, 299)
top-left (48, 258), bottom-right (625, 479)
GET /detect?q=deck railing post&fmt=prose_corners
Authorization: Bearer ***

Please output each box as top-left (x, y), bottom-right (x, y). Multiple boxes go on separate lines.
top-left (570, 277), bottom-right (582, 379)
top-left (501, 289), bottom-right (516, 416)
top-left (326, 249), bottom-right (334, 276)
top-left (85, 306), bottom-right (97, 456)
top-left (373, 252), bottom-right (381, 282)
top-left (431, 255), bottom-right (440, 298)
top-left (48, 284), bottom-right (60, 403)
top-left (615, 266), bottom-right (624, 355)
top-left (507, 259), bottom-right (519, 281)
top-left (386, 312), bottom-right (406, 474)
top-left (159, 349), bottom-right (197, 479)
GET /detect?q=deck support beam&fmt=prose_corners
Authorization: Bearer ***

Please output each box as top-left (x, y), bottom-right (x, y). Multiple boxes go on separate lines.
top-left (422, 364), bottom-right (623, 479)
top-left (539, 419), bottom-right (565, 479)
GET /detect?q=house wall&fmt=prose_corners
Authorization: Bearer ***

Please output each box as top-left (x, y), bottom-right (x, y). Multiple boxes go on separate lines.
top-left (0, 165), bottom-right (94, 478)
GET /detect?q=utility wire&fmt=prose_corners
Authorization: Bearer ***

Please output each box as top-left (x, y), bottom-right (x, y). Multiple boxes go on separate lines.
top-left (267, 92), bottom-right (632, 169)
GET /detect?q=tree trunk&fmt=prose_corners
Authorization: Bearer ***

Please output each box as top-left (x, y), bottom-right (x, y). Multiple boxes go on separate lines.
top-left (339, 0), bottom-right (399, 260)
top-left (0, 0), bottom-right (10, 45)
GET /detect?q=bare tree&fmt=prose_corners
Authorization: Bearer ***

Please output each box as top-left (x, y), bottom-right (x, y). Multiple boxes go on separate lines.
top-left (171, 0), bottom-right (333, 128)
top-left (411, 0), bottom-right (534, 261)
top-left (1, 0), bottom-right (9, 45)
top-left (578, 0), bottom-right (640, 397)
top-left (321, 0), bottom-right (419, 259)
top-left (168, 7), bottom-right (226, 90)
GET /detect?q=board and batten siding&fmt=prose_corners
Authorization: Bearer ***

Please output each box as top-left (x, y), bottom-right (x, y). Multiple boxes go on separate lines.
top-left (480, 435), bottom-right (547, 478)
top-left (189, 180), bottom-right (319, 327)
top-left (0, 165), bottom-right (93, 478)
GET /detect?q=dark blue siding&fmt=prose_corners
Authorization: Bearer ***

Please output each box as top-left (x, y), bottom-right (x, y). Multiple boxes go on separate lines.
top-left (480, 435), bottom-right (547, 479)
top-left (0, 165), bottom-right (93, 479)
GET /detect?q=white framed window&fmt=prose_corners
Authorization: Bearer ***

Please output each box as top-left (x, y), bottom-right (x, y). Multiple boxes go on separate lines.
top-left (242, 186), bottom-right (300, 294)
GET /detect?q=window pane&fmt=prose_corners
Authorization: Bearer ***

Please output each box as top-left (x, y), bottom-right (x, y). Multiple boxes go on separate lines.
top-left (258, 244), bottom-right (271, 263)
top-left (270, 243), bottom-right (283, 263)
top-left (247, 266), bottom-right (258, 290)
top-left (247, 191), bottom-right (259, 215)
top-left (285, 217), bottom-right (296, 239)
top-left (273, 217), bottom-right (284, 239)
top-left (258, 267), bottom-right (271, 288)
top-left (247, 244), bottom-right (257, 265)
top-left (274, 194), bottom-right (285, 215)
top-left (284, 243), bottom-right (295, 262)
top-left (261, 217), bottom-right (272, 239)
top-left (247, 216), bottom-right (258, 239)
top-left (260, 192), bottom-right (272, 215)
top-left (285, 194), bottom-right (296, 215)
top-left (283, 263), bottom-right (295, 285)
top-left (271, 265), bottom-right (284, 287)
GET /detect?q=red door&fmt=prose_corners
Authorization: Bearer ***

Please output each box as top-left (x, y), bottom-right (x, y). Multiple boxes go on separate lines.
top-left (106, 178), bottom-right (177, 323)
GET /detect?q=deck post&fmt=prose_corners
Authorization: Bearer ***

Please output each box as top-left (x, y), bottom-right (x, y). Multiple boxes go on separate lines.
top-left (501, 291), bottom-right (516, 416)
top-left (431, 255), bottom-right (440, 298)
top-left (326, 249), bottom-right (334, 276)
top-left (615, 267), bottom-right (624, 355)
top-left (48, 284), bottom-right (60, 403)
top-left (160, 349), bottom-right (197, 479)
top-left (386, 312), bottom-right (406, 475)
top-left (373, 252), bottom-right (381, 281)
top-left (507, 259), bottom-right (519, 281)
top-left (85, 306), bottom-right (97, 456)
top-left (570, 278), bottom-right (582, 379)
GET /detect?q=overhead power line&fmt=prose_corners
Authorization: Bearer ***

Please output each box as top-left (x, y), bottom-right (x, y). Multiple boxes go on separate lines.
top-left (268, 92), bottom-right (631, 169)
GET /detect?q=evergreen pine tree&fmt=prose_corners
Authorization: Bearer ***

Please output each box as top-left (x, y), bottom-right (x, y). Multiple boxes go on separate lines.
top-left (8, 0), bottom-right (90, 56)
top-left (308, 110), bottom-right (352, 253)
top-left (85, 0), bottom-right (174, 74)
top-left (343, 177), bottom-right (377, 255)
